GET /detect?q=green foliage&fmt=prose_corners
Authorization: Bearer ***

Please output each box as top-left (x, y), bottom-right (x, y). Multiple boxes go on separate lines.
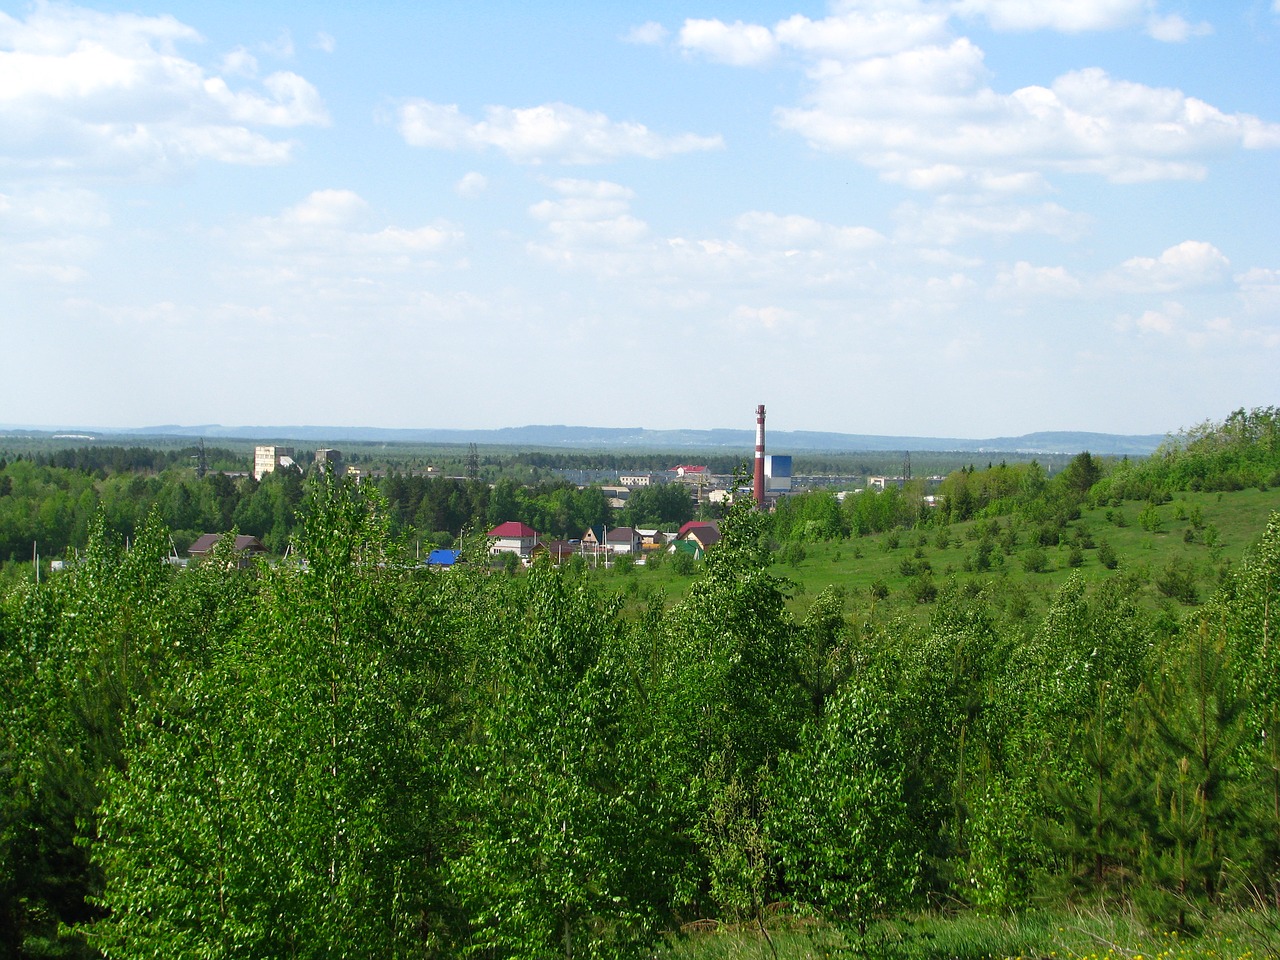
top-left (446, 560), bottom-right (662, 957)
top-left (767, 676), bottom-right (922, 930)
top-left (619, 483), bottom-right (695, 529)
top-left (1098, 538), bottom-right (1119, 569)
top-left (91, 476), bottom-right (448, 958)
top-left (1022, 546), bottom-right (1049, 573)
top-left (1156, 558), bottom-right (1200, 604)
top-left (669, 548), bottom-right (696, 576)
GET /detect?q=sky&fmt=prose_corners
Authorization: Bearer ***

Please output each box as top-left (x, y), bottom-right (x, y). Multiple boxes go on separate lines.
top-left (2, 0), bottom-right (1279, 440)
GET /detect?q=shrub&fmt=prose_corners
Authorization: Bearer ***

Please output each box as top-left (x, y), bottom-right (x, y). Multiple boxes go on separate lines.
top-left (670, 550), bottom-right (696, 576)
top-left (1022, 547), bottom-right (1049, 573)
top-left (780, 541), bottom-right (807, 567)
top-left (908, 574), bottom-right (938, 604)
top-left (1155, 558), bottom-right (1198, 604)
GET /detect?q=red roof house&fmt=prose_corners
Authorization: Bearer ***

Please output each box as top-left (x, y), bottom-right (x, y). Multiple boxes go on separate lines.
top-left (487, 521), bottom-right (538, 558)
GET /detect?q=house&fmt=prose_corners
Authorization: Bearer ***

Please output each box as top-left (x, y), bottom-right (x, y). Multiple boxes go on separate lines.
top-left (487, 521), bottom-right (538, 558)
top-left (605, 526), bottom-right (642, 555)
top-left (187, 533), bottom-right (267, 567)
top-left (670, 465), bottom-right (709, 481)
top-left (533, 539), bottom-right (578, 564)
top-left (674, 520), bottom-right (720, 557)
top-left (636, 529), bottom-right (667, 551)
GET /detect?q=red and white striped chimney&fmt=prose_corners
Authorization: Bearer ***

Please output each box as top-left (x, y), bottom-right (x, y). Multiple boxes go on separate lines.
top-left (754, 404), bottom-right (766, 506)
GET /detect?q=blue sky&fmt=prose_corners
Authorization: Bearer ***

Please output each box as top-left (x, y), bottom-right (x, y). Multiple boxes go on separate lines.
top-left (2, 0), bottom-right (1278, 439)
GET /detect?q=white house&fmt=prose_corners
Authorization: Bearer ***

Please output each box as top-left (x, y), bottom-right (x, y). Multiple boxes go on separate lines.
top-left (487, 521), bottom-right (538, 558)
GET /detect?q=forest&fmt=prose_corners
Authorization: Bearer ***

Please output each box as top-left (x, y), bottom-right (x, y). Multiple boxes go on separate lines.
top-left (2, 407), bottom-right (1280, 959)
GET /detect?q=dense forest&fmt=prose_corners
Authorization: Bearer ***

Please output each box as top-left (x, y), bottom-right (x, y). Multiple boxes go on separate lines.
top-left (3, 407), bottom-right (1280, 958)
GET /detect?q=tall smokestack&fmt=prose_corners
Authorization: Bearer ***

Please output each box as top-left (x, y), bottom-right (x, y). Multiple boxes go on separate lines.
top-left (754, 404), bottom-right (766, 506)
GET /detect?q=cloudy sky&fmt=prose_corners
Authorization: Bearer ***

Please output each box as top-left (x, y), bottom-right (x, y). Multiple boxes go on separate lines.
top-left (3, 0), bottom-right (1278, 439)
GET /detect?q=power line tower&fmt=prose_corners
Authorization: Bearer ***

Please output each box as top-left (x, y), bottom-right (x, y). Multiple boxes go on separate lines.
top-left (195, 438), bottom-right (207, 479)
top-left (466, 443), bottom-right (479, 480)
top-left (902, 450), bottom-right (911, 483)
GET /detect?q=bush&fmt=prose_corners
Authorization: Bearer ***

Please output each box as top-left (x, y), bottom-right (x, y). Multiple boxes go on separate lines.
top-left (1097, 540), bottom-right (1119, 569)
top-left (669, 550), bottom-right (696, 576)
top-left (1138, 502), bottom-right (1163, 533)
top-left (899, 556), bottom-right (931, 577)
top-left (908, 574), bottom-right (938, 604)
top-left (1155, 558), bottom-right (1199, 604)
top-left (780, 541), bottom-right (807, 567)
top-left (1022, 547), bottom-right (1049, 573)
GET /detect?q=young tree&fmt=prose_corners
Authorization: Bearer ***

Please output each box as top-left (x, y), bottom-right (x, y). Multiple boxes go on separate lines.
top-left (767, 673), bottom-right (922, 935)
top-left (92, 476), bottom-right (449, 957)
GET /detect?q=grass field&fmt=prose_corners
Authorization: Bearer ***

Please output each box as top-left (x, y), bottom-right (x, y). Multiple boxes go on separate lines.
top-left (654, 905), bottom-right (1280, 960)
top-left (600, 486), bottom-right (1280, 622)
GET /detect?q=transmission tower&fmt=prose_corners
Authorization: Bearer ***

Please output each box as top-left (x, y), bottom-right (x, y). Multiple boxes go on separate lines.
top-left (466, 443), bottom-right (479, 480)
top-left (902, 450), bottom-right (911, 482)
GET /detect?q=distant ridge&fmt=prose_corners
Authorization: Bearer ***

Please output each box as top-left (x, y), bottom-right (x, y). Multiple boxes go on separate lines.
top-left (0, 422), bottom-right (1169, 456)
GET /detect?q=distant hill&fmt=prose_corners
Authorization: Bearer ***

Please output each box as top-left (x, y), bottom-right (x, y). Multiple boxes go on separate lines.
top-left (8, 423), bottom-right (1166, 456)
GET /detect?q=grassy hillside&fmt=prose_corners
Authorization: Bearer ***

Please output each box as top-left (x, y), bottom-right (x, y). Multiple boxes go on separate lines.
top-left (602, 486), bottom-right (1280, 624)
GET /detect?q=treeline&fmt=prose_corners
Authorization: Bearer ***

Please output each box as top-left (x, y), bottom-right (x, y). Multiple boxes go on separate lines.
top-left (0, 460), bottom-right (303, 561)
top-left (3, 477), bottom-right (1280, 958)
top-left (0, 459), bottom-right (708, 567)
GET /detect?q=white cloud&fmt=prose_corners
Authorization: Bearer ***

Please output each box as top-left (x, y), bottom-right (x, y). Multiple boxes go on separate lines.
top-left (952, 0), bottom-right (1149, 33)
top-left (1237, 267), bottom-right (1280, 317)
top-left (526, 182), bottom-right (897, 304)
top-left (397, 100), bottom-right (722, 164)
top-left (678, 18), bottom-right (778, 66)
top-left (1134, 306), bottom-right (1178, 334)
top-left (733, 210), bottom-right (884, 250)
top-left (774, 6), bottom-right (950, 58)
top-left (203, 71), bottom-right (328, 127)
top-left (240, 189), bottom-right (462, 285)
top-left (0, 3), bottom-right (328, 173)
top-left (778, 49), bottom-right (1280, 186)
top-left (991, 261), bottom-right (1083, 298)
top-left (1111, 240), bottom-right (1230, 292)
top-left (677, 5), bottom-right (1275, 192)
top-left (259, 30), bottom-right (294, 60)
top-left (527, 179), bottom-right (649, 248)
top-left (1144, 14), bottom-right (1213, 43)
top-left (454, 171), bottom-right (488, 197)
top-left (313, 32), bottom-right (336, 53)
top-left (895, 199), bottom-right (1089, 245)
top-left (220, 47), bottom-right (259, 78)
top-left (624, 21), bottom-right (667, 45)
top-left (0, 186), bottom-right (108, 283)
top-left (281, 189), bottom-right (368, 227)
top-left (1116, 300), bottom-right (1187, 336)
top-left (0, 186), bottom-right (108, 231)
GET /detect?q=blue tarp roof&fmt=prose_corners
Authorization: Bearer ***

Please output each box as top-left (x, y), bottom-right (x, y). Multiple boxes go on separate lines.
top-left (427, 549), bottom-right (461, 566)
